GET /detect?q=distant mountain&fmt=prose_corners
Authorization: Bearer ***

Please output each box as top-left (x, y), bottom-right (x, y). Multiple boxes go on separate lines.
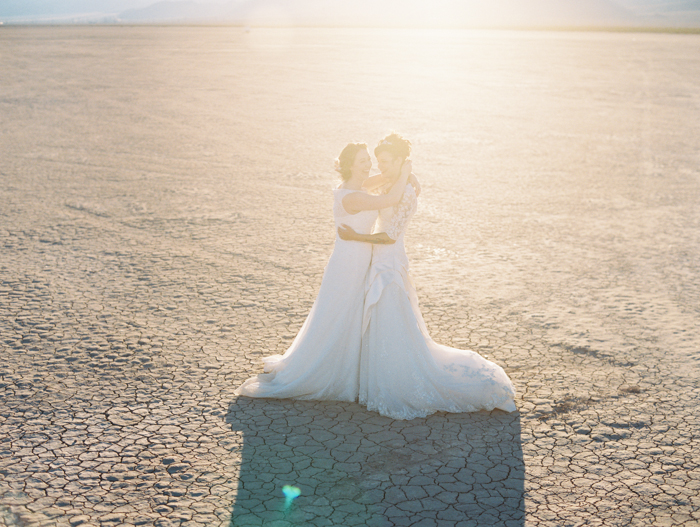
top-left (616, 0), bottom-right (700, 10)
top-left (117, 0), bottom-right (640, 26)
top-left (0, 0), bottom-right (148, 17)
top-left (118, 1), bottom-right (226, 22)
top-left (2, 0), bottom-right (699, 27)
top-left (615, 0), bottom-right (700, 24)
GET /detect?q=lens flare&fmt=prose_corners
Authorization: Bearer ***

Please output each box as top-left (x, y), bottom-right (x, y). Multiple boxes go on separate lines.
top-left (282, 485), bottom-right (301, 509)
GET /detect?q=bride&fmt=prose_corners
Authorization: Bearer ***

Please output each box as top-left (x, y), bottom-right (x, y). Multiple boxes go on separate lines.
top-left (235, 142), bottom-right (413, 401)
top-left (338, 133), bottom-right (516, 420)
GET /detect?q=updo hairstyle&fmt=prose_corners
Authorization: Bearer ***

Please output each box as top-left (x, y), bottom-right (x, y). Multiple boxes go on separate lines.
top-left (374, 132), bottom-right (411, 161)
top-left (334, 142), bottom-right (368, 181)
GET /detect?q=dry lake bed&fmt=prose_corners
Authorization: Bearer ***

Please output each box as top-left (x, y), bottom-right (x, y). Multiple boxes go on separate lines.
top-left (1, 25), bottom-right (699, 526)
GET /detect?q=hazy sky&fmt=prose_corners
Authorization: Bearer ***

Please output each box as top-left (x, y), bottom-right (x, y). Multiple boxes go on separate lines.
top-left (2, 0), bottom-right (695, 13)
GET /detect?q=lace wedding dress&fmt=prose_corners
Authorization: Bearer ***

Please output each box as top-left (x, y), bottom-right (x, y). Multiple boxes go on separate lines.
top-left (235, 188), bottom-right (377, 401)
top-left (359, 184), bottom-right (517, 420)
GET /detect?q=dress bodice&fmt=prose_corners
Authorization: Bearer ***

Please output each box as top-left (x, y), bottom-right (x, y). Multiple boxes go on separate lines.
top-left (333, 189), bottom-right (378, 235)
top-left (364, 183), bottom-right (418, 331)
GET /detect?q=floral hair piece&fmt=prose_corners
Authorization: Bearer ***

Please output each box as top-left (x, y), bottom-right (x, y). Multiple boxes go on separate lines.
top-left (380, 139), bottom-right (392, 145)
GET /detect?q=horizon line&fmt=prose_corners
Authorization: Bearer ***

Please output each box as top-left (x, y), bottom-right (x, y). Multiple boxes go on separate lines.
top-left (2, 22), bottom-right (700, 34)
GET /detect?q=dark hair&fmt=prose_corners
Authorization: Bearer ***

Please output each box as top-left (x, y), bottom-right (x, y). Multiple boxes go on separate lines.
top-left (334, 142), bottom-right (368, 181)
top-left (374, 132), bottom-right (411, 161)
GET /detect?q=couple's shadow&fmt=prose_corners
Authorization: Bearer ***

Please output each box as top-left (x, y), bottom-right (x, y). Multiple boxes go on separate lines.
top-left (225, 398), bottom-right (524, 526)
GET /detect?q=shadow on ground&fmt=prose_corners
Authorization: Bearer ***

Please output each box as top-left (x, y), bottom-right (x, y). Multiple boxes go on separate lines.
top-left (226, 397), bottom-right (524, 526)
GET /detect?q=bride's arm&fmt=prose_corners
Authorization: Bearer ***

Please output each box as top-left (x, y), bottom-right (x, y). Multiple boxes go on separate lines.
top-left (409, 173), bottom-right (421, 197)
top-left (342, 161), bottom-right (412, 213)
top-left (361, 174), bottom-right (387, 191)
top-left (365, 172), bottom-right (420, 196)
top-left (338, 225), bottom-right (395, 244)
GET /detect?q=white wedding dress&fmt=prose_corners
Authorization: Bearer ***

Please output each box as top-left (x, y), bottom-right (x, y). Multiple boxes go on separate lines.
top-left (235, 188), bottom-right (377, 401)
top-left (359, 184), bottom-right (517, 420)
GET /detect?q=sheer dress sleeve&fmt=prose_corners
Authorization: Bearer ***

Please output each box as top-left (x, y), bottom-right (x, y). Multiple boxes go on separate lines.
top-left (385, 185), bottom-right (417, 241)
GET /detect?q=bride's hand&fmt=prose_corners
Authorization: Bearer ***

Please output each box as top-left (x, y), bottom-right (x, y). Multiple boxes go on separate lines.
top-left (409, 173), bottom-right (421, 197)
top-left (338, 224), bottom-right (357, 241)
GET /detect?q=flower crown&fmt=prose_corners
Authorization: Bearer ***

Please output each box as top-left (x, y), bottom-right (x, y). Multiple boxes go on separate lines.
top-left (379, 139), bottom-right (392, 145)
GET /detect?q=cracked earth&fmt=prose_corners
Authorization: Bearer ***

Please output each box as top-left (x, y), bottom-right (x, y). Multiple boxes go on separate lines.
top-left (1, 26), bottom-right (699, 526)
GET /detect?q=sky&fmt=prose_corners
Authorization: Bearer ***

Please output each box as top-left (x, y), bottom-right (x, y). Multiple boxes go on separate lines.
top-left (1, 0), bottom-right (699, 26)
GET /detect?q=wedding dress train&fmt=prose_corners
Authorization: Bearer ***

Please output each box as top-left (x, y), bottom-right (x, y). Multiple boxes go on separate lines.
top-left (359, 184), bottom-right (516, 420)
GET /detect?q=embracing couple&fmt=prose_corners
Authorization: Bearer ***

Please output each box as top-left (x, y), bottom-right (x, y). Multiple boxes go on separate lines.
top-left (235, 133), bottom-right (516, 420)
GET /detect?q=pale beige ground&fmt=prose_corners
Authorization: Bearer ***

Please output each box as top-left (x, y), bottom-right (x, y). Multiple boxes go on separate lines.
top-left (1, 26), bottom-right (699, 526)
